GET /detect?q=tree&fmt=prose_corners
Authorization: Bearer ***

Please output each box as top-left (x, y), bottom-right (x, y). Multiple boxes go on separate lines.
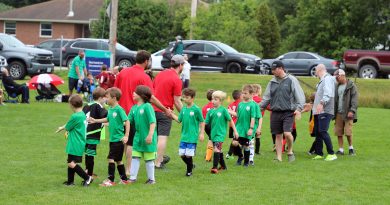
top-left (255, 3), bottom-right (281, 58)
top-left (0, 3), bottom-right (13, 12)
top-left (1, 0), bottom-right (49, 8)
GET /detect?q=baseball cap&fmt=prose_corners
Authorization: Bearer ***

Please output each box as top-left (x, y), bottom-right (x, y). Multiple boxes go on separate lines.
top-left (334, 69), bottom-right (346, 76)
top-left (171, 55), bottom-right (185, 65)
top-left (271, 60), bottom-right (284, 69)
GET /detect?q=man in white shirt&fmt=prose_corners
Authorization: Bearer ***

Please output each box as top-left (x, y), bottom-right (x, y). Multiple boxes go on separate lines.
top-left (181, 54), bottom-right (191, 88)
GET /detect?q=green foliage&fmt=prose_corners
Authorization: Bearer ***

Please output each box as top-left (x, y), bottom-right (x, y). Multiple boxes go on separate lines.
top-left (255, 3), bottom-right (281, 58)
top-left (0, 3), bottom-right (13, 12)
top-left (0, 0), bottom-right (49, 8)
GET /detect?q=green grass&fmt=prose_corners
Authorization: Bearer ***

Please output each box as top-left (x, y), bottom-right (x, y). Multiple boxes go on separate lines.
top-left (1, 72), bottom-right (390, 204)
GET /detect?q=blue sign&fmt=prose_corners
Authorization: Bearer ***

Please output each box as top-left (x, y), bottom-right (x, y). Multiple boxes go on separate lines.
top-left (85, 50), bottom-right (111, 76)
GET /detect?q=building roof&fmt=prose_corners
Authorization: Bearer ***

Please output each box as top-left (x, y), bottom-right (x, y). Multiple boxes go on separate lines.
top-left (0, 0), bottom-right (104, 24)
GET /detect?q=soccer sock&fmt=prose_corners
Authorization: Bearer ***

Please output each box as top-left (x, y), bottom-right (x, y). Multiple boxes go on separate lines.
top-left (219, 153), bottom-right (226, 169)
top-left (237, 146), bottom-right (243, 158)
top-left (339, 148), bottom-right (344, 152)
top-left (349, 146), bottom-right (354, 150)
top-left (145, 160), bottom-right (155, 181)
top-left (85, 155), bottom-right (94, 176)
top-left (228, 143), bottom-right (234, 156)
top-left (212, 152), bottom-right (220, 169)
top-left (205, 145), bottom-right (213, 161)
top-left (108, 163), bottom-right (115, 182)
top-left (244, 148), bottom-right (250, 164)
top-left (117, 164), bottom-right (128, 181)
top-left (129, 158), bottom-right (140, 181)
top-left (249, 140), bottom-right (254, 162)
top-left (74, 164), bottom-right (89, 180)
top-left (181, 156), bottom-right (188, 165)
top-left (67, 167), bottom-right (75, 183)
top-left (255, 138), bottom-right (260, 154)
top-left (187, 157), bottom-right (193, 173)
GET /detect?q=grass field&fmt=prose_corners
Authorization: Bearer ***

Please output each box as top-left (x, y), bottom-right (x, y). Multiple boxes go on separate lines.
top-left (1, 72), bottom-right (390, 205)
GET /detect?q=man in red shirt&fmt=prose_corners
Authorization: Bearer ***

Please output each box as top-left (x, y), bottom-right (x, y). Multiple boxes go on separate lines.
top-left (153, 55), bottom-right (184, 168)
top-left (114, 50), bottom-right (168, 175)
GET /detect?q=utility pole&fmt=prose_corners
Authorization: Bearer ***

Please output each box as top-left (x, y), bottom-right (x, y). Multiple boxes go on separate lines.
top-left (190, 0), bottom-right (198, 40)
top-left (109, 0), bottom-right (118, 69)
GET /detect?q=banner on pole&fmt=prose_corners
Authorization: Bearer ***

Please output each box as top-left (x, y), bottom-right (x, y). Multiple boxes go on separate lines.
top-left (85, 50), bottom-right (111, 76)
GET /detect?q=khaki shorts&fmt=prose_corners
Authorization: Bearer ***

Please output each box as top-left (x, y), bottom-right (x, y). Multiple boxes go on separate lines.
top-left (334, 113), bottom-right (353, 136)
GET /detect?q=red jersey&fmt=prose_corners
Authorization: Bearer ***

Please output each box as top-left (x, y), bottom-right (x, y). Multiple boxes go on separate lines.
top-left (253, 95), bottom-right (265, 116)
top-left (153, 69), bottom-right (182, 112)
top-left (114, 65), bottom-right (154, 114)
top-left (202, 102), bottom-right (214, 119)
top-left (228, 99), bottom-right (241, 123)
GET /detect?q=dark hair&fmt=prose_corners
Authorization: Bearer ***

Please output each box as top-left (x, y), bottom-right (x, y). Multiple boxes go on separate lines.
top-left (242, 84), bottom-right (254, 94)
top-left (135, 85), bottom-right (152, 102)
top-left (69, 94), bottom-right (83, 108)
top-left (232, 90), bottom-right (241, 100)
top-left (135, 50), bottom-right (151, 64)
top-left (206, 89), bottom-right (214, 101)
top-left (101, 64), bottom-right (107, 71)
top-left (105, 87), bottom-right (122, 101)
top-left (182, 88), bottom-right (196, 98)
top-left (92, 87), bottom-right (106, 100)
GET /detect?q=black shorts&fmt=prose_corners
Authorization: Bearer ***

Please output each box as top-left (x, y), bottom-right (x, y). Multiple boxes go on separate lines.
top-left (126, 123), bottom-right (136, 146)
top-left (270, 111), bottom-right (294, 135)
top-left (67, 154), bottom-right (82, 163)
top-left (68, 77), bottom-right (78, 91)
top-left (205, 124), bottom-right (212, 140)
top-left (228, 127), bottom-right (234, 138)
top-left (156, 111), bottom-right (172, 136)
top-left (85, 143), bottom-right (97, 156)
top-left (107, 141), bottom-right (125, 162)
top-left (238, 137), bottom-right (250, 146)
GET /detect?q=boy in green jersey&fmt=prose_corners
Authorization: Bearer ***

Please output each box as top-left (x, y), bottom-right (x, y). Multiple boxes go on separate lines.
top-left (128, 85), bottom-right (158, 184)
top-left (56, 94), bottom-right (93, 187)
top-left (205, 90), bottom-right (238, 174)
top-left (82, 87), bottom-right (107, 178)
top-left (172, 88), bottom-right (205, 176)
top-left (89, 88), bottom-right (130, 186)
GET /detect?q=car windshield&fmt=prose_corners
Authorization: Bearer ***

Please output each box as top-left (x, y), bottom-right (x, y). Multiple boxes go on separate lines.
top-left (215, 42), bottom-right (238, 53)
top-left (116, 43), bottom-right (130, 51)
top-left (0, 35), bottom-right (25, 47)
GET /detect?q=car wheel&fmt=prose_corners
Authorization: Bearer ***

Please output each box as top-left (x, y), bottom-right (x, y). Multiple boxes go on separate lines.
top-left (8, 61), bottom-right (26, 80)
top-left (227, 62), bottom-right (241, 73)
top-left (359, 64), bottom-right (377, 79)
top-left (309, 66), bottom-right (317, 77)
top-left (67, 57), bottom-right (75, 70)
top-left (118, 59), bottom-right (132, 68)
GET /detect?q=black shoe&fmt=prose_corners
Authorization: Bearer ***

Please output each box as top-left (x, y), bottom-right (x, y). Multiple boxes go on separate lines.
top-left (162, 155), bottom-right (171, 165)
top-left (336, 151), bottom-right (344, 155)
top-left (349, 149), bottom-right (356, 156)
top-left (82, 176), bottom-right (93, 187)
top-left (155, 163), bottom-right (165, 169)
top-left (236, 157), bottom-right (243, 165)
top-left (255, 152), bottom-right (260, 155)
top-left (63, 181), bottom-right (75, 186)
top-left (243, 163), bottom-right (249, 167)
top-left (185, 172), bottom-right (192, 177)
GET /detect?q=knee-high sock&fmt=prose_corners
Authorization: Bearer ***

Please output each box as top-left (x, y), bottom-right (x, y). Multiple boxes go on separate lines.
top-left (186, 157), bottom-right (193, 173)
top-left (108, 163), bottom-right (115, 182)
top-left (244, 148), bottom-right (250, 164)
top-left (205, 145), bottom-right (213, 161)
top-left (117, 164), bottom-right (127, 180)
top-left (228, 142), bottom-right (234, 156)
top-left (129, 158), bottom-right (140, 181)
top-left (74, 164), bottom-right (89, 180)
top-left (181, 156), bottom-right (188, 165)
top-left (67, 167), bottom-right (75, 183)
top-left (236, 146), bottom-right (243, 158)
top-left (249, 140), bottom-right (255, 162)
top-left (212, 152), bottom-right (220, 169)
top-left (85, 155), bottom-right (94, 176)
top-left (255, 138), bottom-right (260, 154)
top-left (145, 160), bottom-right (155, 181)
top-left (219, 153), bottom-right (226, 168)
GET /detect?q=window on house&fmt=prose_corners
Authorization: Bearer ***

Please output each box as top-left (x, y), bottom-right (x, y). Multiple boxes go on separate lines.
top-left (4, 22), bottom-right (16, 35)
top-left (40, 23), bottom-right (52, 37)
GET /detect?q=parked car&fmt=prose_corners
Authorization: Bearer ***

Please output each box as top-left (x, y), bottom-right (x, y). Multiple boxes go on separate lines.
top-left (61, 38), bottom-right (136, 69)
top-left (262, 51), bottom-right (340, 76)
top-left (36, 39), bottom-right (71, 66)
top-left (343, 49), bottom-right (390, 79)
top-left (0, 55), bottom-right (7, 68)
top-left (161, 40), bottom-right (262, 73)
top-left (0, 33), bottom-right (54, 80)
top-left (151, 49), bottom-right (164, 71)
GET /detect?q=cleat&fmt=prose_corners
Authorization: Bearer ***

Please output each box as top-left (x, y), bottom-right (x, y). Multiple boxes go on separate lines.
top-left (100, 179), bottom-right (116, 187)
top-left (324, 154), bottom-right (337, 161)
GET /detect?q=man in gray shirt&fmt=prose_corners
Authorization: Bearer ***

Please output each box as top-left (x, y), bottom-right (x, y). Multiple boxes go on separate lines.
top-left (260, 61), bottom-right (305, 162)
top-left (312, 64), bottom-right (337, 161)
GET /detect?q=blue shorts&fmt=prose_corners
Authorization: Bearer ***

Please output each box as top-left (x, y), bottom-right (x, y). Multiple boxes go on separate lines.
top-left (179, 142), bottom-right (197, 157)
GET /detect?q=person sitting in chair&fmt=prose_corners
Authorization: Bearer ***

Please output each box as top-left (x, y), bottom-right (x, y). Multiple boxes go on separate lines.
top-left (1, 67), bottom-right (30, 103)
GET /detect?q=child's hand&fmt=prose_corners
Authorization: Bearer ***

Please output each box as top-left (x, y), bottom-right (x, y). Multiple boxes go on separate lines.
top-left (247, 128), bottom-right (253, 136)
top-left (56, 126), bottom-right (65, 133)
top-left (146, 135), bottom-right (152, 144)
top-left (88, 117), bottom-right (96, 123)
top-left (164, 108), bottom-right (173, 119)
top-left (122, 136), bottom-right (128, 144)
top-left (256, 129), bottom-right (261, 137)
top-left (199, 133), bottom-right (204, 142)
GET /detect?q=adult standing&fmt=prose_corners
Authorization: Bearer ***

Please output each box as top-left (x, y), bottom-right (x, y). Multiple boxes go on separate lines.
top-left (154, 55), bottom-right (184, 168)
top-left (312, 64), bottom-right (337, 161)
top-left (259, 61), bottom-right (305, 162)
top-left (114, 50), bottom-right (169, 176)
top-left (333, 69), bottom-right (358, 156)
top-left (171, 35), bottom-right (184, 56)
top-left (68, 50), bottom-right (87, 95)
top-left (181, 54), bottom-right (191, 88)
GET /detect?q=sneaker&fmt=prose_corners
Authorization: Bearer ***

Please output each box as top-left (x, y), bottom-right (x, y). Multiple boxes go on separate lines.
top-left (119, 179), bottom-right (132, 185)
top-left (307, 151), bottom-right (315, 155)
top-left (243, 163), bottom-right (249, 167)
top-left (82, 176), bottom-right (93, 187)
top-left (336, 151), bottom-right (344, 155)
top-left (145, 179), bottom-right (156, 184)
top-left (255, 152), bottom-right (260, 155)
top-left (288, 154), bottom-right (295, 162)
top-left (349, 149), bottom-right (356, 156)
top-left (218, 166), bottom-right (227, 171)
top-left (210, 168), bottom-right (218, 174)
top-left (312, 155), bottom-right (324, 160)
top-left (162, 155), bottom-right (171, 165)
top-left (236, 157), bottom-right (243, 166)
top-left (273, 158), bottom-right (282, 162)
top-left (249, 161), bottom-right (254, 166)
top-left (324, 154), bottom-right (337, 161)
top-left (185, 172), bottom-right (192, 177)
top-left (63, 181), bottom-right (75, 186)
top-left (100, 179), bottom-right (116, 187)
top-left (155, 163), bottom-right (165, 169)
top-left (225, 154), bottom-right (234, 159)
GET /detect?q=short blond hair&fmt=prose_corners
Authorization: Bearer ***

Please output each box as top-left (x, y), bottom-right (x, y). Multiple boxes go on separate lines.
top-left (212, 90), bottom-right (227, 101)
top-left (252, 84), bottom-right (262, 95)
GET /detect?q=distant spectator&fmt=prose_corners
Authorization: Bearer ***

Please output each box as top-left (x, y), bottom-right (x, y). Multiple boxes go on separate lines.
top-left (1, 68), bottom-right (29, 103)
top-left (68, 49), bottom-right (87, 95)
top-left (181, 54), bottom-right (191, 88)
top-left (171, 35), bottom-right (184, 56)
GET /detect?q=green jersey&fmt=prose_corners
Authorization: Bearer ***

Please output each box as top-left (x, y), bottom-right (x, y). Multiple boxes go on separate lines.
top-left (236, 101), bottom-right (257, 139)
top-left (128, 103), bottom-right (157, 152)
top-left (252, 101), bottom-right (262, 138)
top-left (68, 55), bottom-right (86, 79)
top-left (65, 111), bottom-right (87, 156)
top-left (178, 104), bottom-right (204, 143)
top-left (107, 105), bottom-right (128, 142)
top-left (205, 106), bottom-right (231, 143)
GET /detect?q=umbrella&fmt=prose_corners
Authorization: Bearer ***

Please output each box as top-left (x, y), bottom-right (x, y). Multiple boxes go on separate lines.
top-left (27, 74), bottom-right (64, 89)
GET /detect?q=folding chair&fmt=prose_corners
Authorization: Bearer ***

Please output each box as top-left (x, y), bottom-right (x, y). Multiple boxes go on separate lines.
top-left (0, 81), bottom-right (20, 103)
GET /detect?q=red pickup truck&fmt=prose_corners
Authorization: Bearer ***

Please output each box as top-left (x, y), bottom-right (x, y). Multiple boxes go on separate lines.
top-left (343, 50), bottom-right (390, 79)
